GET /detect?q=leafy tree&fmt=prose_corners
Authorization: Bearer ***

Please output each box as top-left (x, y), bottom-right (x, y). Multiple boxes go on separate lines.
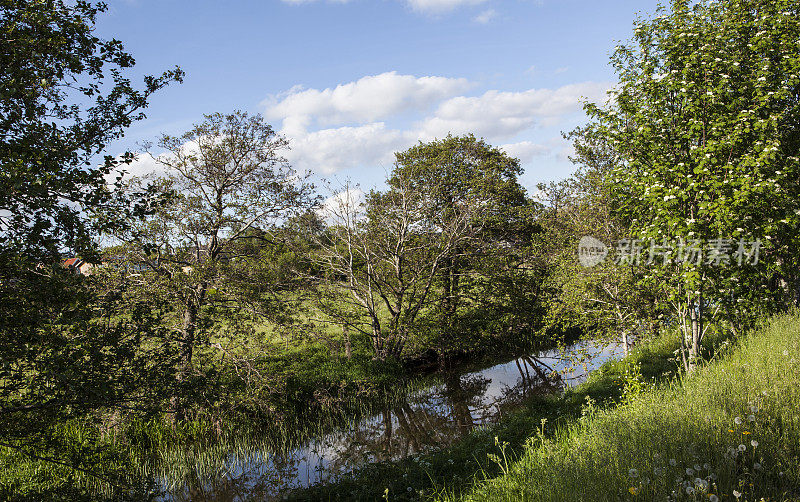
top-left (314, 175), bottom-right (476, 361)
top-left (389, 135), bottom-right (541, 359)
top-left (537, 126), bottom-right (662, 354)
top-left (0, 0), bottom-right (181, 498)
top-left (587, 0), bottom-right (800, 369)
top-left (120, 111), bottom-right (317, 415)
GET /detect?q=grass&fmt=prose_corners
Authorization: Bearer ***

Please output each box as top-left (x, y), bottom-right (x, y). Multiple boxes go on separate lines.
top-left (440, 313), bottom-right (800, 502)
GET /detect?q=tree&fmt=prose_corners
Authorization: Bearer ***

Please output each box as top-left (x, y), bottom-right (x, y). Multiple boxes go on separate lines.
top-left (120, 111), bottom-right (317, 415)
top-left (1, 0), bottom-right (182, 497)
top-left (389, 135), bottom-right (541, 359)
top-left (313, 174), bottom-right (476, 361)
top-left (537, 126), bottom-right (662, 355)
top-left (587, 0), bottom-right (800, 370)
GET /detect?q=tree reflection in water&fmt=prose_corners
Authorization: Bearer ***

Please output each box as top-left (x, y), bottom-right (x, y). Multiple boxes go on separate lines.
top-left (161, 342), bottom-right (619, 501)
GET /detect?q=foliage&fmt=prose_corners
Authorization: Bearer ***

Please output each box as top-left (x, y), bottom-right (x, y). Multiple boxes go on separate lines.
top-left (536, 125), bottom-right (664, 352)
top-left (586, 0), bottom-right (800, 369)
top-left (0, 0), bottom-right (181, 498)
top-left (117, 110), bottom-right (318, 417)
top-left (391, 135), bottom-right (543, 359)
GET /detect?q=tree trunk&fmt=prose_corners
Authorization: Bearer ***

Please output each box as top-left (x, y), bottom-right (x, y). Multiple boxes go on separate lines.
top-left (622, 331), bottom-right (630, 357)
top-left (173, 283), bottom-right (207, 421)
top-left (688, 294), bottom-right (702, 371)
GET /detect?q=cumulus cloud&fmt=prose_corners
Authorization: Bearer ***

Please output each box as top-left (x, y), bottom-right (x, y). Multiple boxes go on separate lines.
top-left (417, 81), bottom-right (610, 140)
top-left (263, 72), bottom-right (470, 128)
top-left (284, 122), bottom-right (412, 175)
top-left (319, 187), bottom-right (364, 221)
top-left (473, 8), bottom-right (496, 24)
top-left (263, 74), bottom-right (609, 176)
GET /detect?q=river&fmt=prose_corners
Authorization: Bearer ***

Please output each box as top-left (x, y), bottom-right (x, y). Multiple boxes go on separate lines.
top-left (160, 340), bottom-right (622, 501)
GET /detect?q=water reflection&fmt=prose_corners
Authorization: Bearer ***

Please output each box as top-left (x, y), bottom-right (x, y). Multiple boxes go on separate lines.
top-left (163, 341), bottom-right (620, 501)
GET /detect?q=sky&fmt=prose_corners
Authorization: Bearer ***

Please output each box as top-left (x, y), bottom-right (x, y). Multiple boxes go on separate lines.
top-left (99, 0), bottom-right (662, 193)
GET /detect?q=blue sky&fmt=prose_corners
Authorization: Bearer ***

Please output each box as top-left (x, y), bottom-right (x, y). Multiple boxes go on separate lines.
top-left (100, 0), bottom-right (662, 192)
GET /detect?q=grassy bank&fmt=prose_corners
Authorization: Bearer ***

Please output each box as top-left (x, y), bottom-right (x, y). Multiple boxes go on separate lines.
top-left (442, 314), bottom-right (800, 502)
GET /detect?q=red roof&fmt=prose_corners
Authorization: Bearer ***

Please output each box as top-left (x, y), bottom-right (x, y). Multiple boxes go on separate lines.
top-left (63, 257), bottom-right (81, 267)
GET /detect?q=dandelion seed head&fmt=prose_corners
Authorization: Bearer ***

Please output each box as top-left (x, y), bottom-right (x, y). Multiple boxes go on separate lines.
top-left (738, 444), bottom-right (747, 452)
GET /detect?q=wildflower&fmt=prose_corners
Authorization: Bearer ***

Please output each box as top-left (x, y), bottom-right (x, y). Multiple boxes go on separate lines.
top-left (669, 458), bottom-right (677, 466)
top-left (743, 431), bottom-right (751, 435)
top-left (734, 417), bottom-right (743, 425)
top-left (686, 468), bottom-right (695, 476)
top-left (703, 463), bottom-right (710, 470)
top-left (629, 486), bottom-right (638, 496)
top-left (733, 490), bottom-right (742, 498)
top-left (629, 468), bottom-right (639, 478)
top-left (750, 405), bottom-right (759, 413)
top-left (686, 486), bottom-right (695, 495)
top-left (738, 444), bottom-right (747, 452)
top-left (694, 464), bottom-right (701, 472)
top-left (728, 429), bottom-right (735, 433)
top-left (710, 495), bottom-right (719, 502)
top-left (748, 415), bottom-right (755, 422)
top-left (751, 440), bottom-right (758, 448)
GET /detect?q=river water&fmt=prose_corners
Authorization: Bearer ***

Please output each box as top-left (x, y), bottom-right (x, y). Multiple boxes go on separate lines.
top-left (162, 341), bottom-right (621, 501)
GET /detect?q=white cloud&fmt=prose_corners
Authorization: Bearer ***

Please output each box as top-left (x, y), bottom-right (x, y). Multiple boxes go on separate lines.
top-left (264, 74), bottom-right (609, 176)
top-left (417, 81), bottom-right (610, 140)
top-left (500, 141), bottom-right (551, 163)
top-left (284, 122), bottom-right (412, 175)
top-left (406, 0), bottom-right (488, 14)
top-left (473, 8), bottom-right (496, 24)
top-left (263, 72), bottom-right (470, 128)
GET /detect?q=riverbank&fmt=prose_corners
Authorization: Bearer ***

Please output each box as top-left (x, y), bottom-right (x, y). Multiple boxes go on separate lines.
top-left (286, 327), bottom-right (684, 500)
top-left (440, 313), bottom-right (800, 502)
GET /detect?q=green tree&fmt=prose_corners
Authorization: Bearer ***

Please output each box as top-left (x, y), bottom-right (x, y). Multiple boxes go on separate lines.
top-left (587, 0), bottom-right (800, 369)
top-left (537, 126), bottom-right (661, 354)
top-left (0, 0), bottom-right (181, 498)
top-left (389, 135), bottom-right (541, 359)
top-left (120, 111), bottom-right (317, 415)
top-left (314, 176), bottom-right (476, 360)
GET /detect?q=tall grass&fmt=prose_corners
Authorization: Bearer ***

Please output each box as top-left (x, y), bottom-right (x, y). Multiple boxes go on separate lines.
top-left (444, 314), bottom-right (800, 501)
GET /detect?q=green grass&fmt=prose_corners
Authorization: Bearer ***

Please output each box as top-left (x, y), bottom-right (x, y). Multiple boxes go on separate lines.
top-left (441, 314), bottom-right (800, 502)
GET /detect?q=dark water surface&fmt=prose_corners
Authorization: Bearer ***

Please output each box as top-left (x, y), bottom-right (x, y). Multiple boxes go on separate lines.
top-left (162, 341), bottom-right (621, 501)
